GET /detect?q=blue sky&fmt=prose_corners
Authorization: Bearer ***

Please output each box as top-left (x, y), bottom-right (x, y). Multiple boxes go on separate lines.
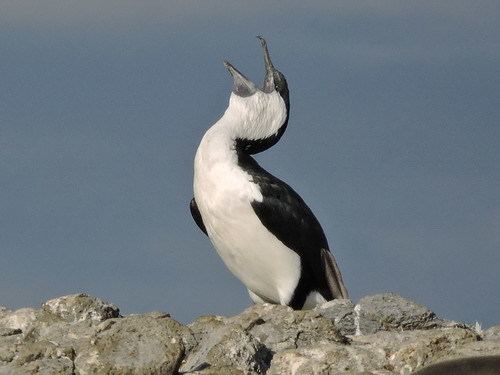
top-left (1, 1), bottom-right (499, 327)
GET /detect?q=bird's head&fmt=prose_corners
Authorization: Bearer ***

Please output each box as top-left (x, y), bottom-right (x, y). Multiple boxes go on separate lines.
top-left (223, 37), bottom-right (290, 155)
top-left (258, 36), bottom-right (289, 106)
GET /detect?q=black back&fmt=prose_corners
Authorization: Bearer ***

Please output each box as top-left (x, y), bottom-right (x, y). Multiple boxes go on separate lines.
top-left (237, 150), bottom-right (335, 308)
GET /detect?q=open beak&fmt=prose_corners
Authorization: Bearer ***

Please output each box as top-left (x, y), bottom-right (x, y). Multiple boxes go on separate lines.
top-left (257, 36), bottom-right (275, 92)
top-left (223, 60), bottom-right (256, 97)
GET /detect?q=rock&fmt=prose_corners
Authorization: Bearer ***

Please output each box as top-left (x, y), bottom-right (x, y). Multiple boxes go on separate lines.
top-left (1, 293), bottom-right (499, 374)
top-left (0, 333), bottom-right (20, 363)
top-left (42, 293), bottom-right (120, 323)
top-left (0, 357), bottom-right (75, 375)
top-left (0, 307), bottom-right (40, 332)
top-left (0, 333), bottom-right (76, 375)
top-left (0, 298), bottom-right (193, 375)
top-left (382, 327), bottom-right (478, 373)
top-left (185, 366), bottom-right (246, 374)
top-left (269, 327), bottom-right (478, 374)
top-left (314, 298), bottom-right (356, 335)
top-left (74, 313), bottom-right (189, 374)
top-left (0, 328), bottom-right (22, 337)
top-left (234, 303), bottom-right (349, 351)
top-left (180, 303), bottom-right (348, 374)
top-left (179, 324), bottom-right (271, 374)
top-left (484, 325), bottom-right (500, 341)
top-left (354, 293), bottom-right (455, 335)
top-left (444, 337), bottom-right (500, 359)
top-left (268, 343), bottom-right (389, 375)
top-left (188, 315), bottom-right (227, 344)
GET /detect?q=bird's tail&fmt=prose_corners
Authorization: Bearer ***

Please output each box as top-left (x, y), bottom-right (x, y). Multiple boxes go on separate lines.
top-left (320, 248), bottom-right (349, 299)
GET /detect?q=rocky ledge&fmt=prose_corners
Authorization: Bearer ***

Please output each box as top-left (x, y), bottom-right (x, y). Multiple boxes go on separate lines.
top-left (1, 293), bottom-right (499, 374)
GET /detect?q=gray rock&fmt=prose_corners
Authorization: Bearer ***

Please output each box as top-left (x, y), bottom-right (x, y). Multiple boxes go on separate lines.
top-left (314, 298), bottom-right (356, 335)
top-left (0, 357), bottom-right (74, 375)
top-left (0, 298), bottom-right (193, 375)
top-left (188, 315), bottom-right (227, 344)
top-left (180, 303), bottom-right (348, 374)
top-left (235, 303), bottom-right (348, 352)
top-left (74, 313), bottom-right (189, 374)
top-left (269, 327), bottom-right (478, 374)
top-left (0, 333), bottom-right (76, 375)
top-left (179, 324), bottom-right (271, 374)
top-left (185, 366), bottom-right (245, 374)
top-left (378, 327), bottom-right (478, 373)
top-left (42, 293), bottom-right (120, 323)
top-left (445, 338), bottom-right (500, 359)
top-left (268, 342), bottom-right (390, 375)
top-left (2, 293), bottom-right (500, 375)
top-left (355, 293), bottom-right (453, 335)
top-left (484, 325), bottom-right (500, 341)
top-left (0, 307), bottom-right (40, 332)
top-left (0, 333), bottom-right (21, 363)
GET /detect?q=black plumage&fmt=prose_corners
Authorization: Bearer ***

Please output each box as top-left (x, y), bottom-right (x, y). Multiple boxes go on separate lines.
top-left (237, 149), bottom-right (348, 308)
top-left (190, 198), bottom-right (207, 235)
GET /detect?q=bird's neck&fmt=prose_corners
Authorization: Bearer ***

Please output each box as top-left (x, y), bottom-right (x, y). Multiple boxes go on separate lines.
top-left (194, 109), bottom-right (264, 206)
top-left (197, 112), bottom-right (241, 165)
top-left (195, 89), bottom-right (288, 169)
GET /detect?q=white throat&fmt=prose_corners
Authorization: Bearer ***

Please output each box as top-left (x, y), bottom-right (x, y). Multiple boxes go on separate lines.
top-left (193, 89), bottom-right (286, 175)
top-left (212, 90), bottom-right (286, 144)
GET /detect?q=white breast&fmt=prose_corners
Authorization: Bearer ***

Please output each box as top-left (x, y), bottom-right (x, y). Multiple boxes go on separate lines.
top-left (193, 114), bottom-right (300, 305)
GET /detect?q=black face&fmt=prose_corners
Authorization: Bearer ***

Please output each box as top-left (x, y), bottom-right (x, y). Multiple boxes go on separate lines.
top-left (273, 70), bottom-right (290, 113)
top-left (273, 70), bottom-right (286, 93)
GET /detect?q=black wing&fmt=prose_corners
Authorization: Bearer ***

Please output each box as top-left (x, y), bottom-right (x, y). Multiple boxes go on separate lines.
top-left (190, 198), bottom-right (207, 236)
top-left (237, 151), bottom-right (348, 307)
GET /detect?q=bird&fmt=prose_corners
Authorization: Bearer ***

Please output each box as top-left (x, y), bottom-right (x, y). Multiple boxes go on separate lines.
top-left (191, 37), bottom-right (348, 309)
